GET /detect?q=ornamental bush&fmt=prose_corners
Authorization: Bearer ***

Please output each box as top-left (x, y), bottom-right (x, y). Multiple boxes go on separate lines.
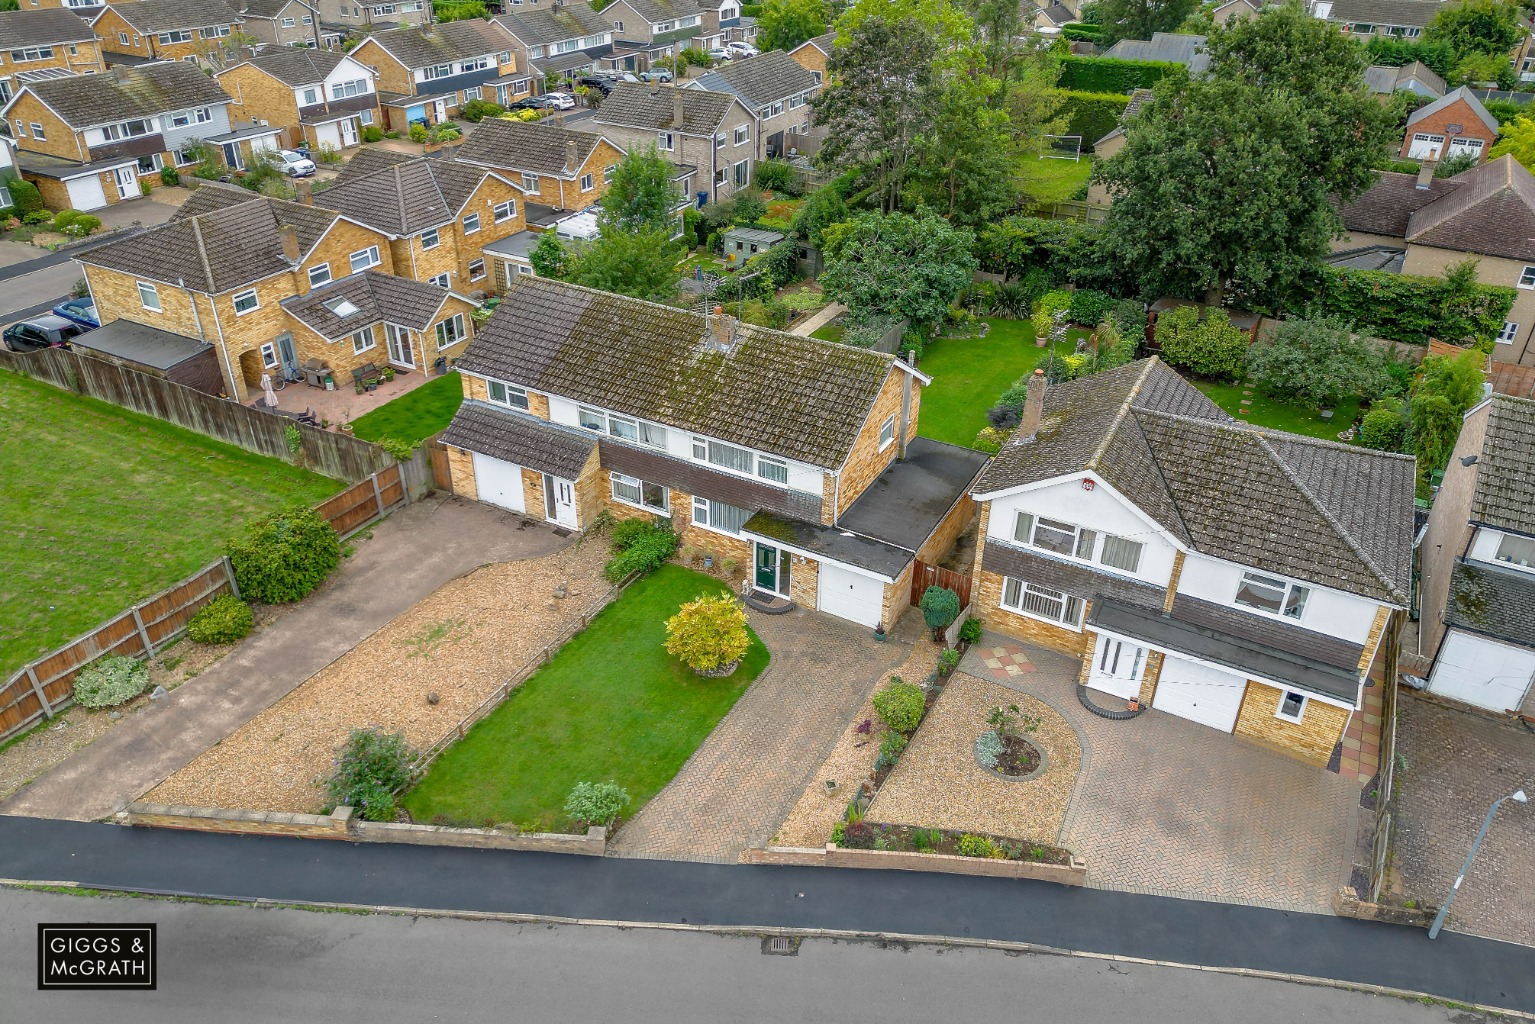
top-left (361, 125), bottom-right (384, 143)
top-left (5, 178), bottom-right (44, 217)
top-left (919, 585), bottom-right (961, 633)
top-left (664, 592), bottom-right (751, 674)
top-left (752, 159), bottom-right (800, 196)
top-left (1067, 288), bottom-right (1114, 328)
top-left (872, 679), bottom-right (925, 734)
top-left (975, 730), bottom-right (1005, 770)
top-left (227, 504), bottom-right (340, 604)
top-left (324, 727), bottom-right (415, 821)
top-left (1154, 305), bottom-right (1249, 382)
top-left (957, 833), bottom-right (1003, 858)
top-left (564, 781), bottom-right (629, 827)
top-left (187, 594), bottom-right (254, 645)
top-left (73, 655), bottom-right (148, 709)
top-left (1359, 397), bottom-right (1409, 452)
top-left (840, 819), bottom-right (875, 849)
top-left (874, 730), bottom-right (908, 774)
top-left (604, 518), bottom-right (678, 583)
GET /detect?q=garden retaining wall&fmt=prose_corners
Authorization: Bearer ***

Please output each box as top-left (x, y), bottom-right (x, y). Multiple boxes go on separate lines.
top-left (1334, 886), bottom-right (1436, 929)
top-left (742, 844), bottom-right (1086, 885)
top-left (123, 803), bottom-right (607, 855)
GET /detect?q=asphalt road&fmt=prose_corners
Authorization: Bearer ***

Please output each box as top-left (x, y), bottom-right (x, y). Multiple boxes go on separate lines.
top-left (0, 888), bottom-right (1497, 1024)
top-left (0, 262), bottom-right (75, 324)
top-left (2, 816), bottom-right (1533, 1014)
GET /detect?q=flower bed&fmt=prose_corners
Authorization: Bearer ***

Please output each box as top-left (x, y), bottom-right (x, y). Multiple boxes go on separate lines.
top-left (835, 820), bottom-right (1073, 866)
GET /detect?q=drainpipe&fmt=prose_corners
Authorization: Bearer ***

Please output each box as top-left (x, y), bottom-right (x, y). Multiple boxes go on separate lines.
top-left (204, 287), bottom-right (239, 402)
top-left (831, 470), bottom-right (839, 526)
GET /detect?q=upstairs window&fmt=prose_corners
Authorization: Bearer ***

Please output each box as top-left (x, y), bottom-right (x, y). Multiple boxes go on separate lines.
top-left (349, 245), bottom-right (381, 272)
top-left (421, 227), bottom-right (441, 250)
top-left (1235, 571), bottom-right (1309, 620)
top-left (493, 199), bottom-right (517, 222)
top-left (462, 212), bottom-right (481, 234)
top-left (487, 380), bottom-right (530, 410)
top-left (1495, 532), bottom-right (1535, 568)
top-left (232, 289), bottom-right (259, 315)
top-left (1011, 511), bottom-right (1143, 574)
top-left (137, 281), bottom-right (161, 311)
top-left (308, 263), bottom-right (332, 287)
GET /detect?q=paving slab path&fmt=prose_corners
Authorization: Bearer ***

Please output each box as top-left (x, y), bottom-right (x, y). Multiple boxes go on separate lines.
top-left (0, 496), bottom-right (569, 822)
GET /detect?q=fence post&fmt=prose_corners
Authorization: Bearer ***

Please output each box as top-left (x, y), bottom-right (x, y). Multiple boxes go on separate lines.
top-left (26, 666), bottom-right (54, 720)
top-left (130, 606), bottom-right (154, 657)
top-left (370, 472), bottom-right (384, 516)
top-left (223, 556), bottom-right (241, 601)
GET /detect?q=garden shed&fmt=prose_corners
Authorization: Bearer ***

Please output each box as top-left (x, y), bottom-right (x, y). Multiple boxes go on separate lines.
top-left (70, 320), bottom-right (224, 396)
top-left (723, 227), bottom-right (784, 266)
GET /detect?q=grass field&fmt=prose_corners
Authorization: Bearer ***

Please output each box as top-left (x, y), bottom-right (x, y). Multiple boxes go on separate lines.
top-left (1016, 154), bottom-right (1095, 205)
top-left (1193, 380), bottom-right (1362, 443)
top-left (349, 372), bottom-right (465, 446)
top-left (917, 319), bottom-right (1081, 448)
top-left (401, 565), bottom-right (770, 831)
top-left (0, 372), bottom-right (341, 678)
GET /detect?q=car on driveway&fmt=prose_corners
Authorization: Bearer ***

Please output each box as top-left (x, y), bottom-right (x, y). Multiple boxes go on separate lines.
top-left (545, 91), bottom-right (577, 110)
top-left (3, 314), bottom-right (84, 352)
top-left (275, 150), bottom-right (316, 177)
top-left (639, 67), bottom-right (672, 82)
top-left (707, 47), bottom-right (734, 62)
top-left (509, 96), bottom-right (551, 111)
top-left (52, 297), bottom-right (100, 329)
top-left (727, 41), bottom-right (759, 58)
top-left (576, 76), bottom-right (614, 97)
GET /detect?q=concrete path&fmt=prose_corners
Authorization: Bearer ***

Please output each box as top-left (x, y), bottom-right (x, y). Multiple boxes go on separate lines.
top-left (0, 496), bottom-right (569, 822)
top-left (609, 609), bottom-right (915, 862)
top-left (791, 300), bottom-right (847, 338)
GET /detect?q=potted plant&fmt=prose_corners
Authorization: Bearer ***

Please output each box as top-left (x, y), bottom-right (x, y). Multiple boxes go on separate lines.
top-left (380, 366), bottom-right (396, 382)
top-left (873, 622), bottom-right (887, 642)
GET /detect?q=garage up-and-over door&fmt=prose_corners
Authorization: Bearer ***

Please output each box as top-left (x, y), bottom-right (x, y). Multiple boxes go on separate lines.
top-left (472, 453), bottom-right (525, 513)
top-left (1154, 657), bottom-right (1247, 732)
top-left (817, 563), bottom-right (884, 628)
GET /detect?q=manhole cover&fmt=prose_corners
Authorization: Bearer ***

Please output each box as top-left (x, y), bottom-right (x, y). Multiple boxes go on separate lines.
top-left (761, 936), bottom-right (800, 956)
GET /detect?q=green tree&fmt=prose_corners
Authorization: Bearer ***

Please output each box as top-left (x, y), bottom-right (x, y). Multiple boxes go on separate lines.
top-left (1424, 0), bottom-right (1525, 57)
top-left (819, 209), bottom-right (977, 330)
top-left (599, 145), bottom-right (683, 235)
top-left (1153, 304), bottom-right (1249, 381)
top-left (906, 62), bottom-right (1018, 226)
top-left (1094, 0), bottom-right (1198, 45)
top-left (564, 227), bottom-right (683, 302)
top-left (790, 183), bottom-right (849, 246)
top-left (837, 0), bottom-right (973, 53)
top-left (529, 230), bottom-right (568, 278)
top-left (758, 0), bottom-right (828, 52)
top-left (0, 0), bottom-right (19, 11)
top-left (1450, 51), bottom-right (1517, 89)
top-left (1490, 115), bottom-right (1535, 170)
top-left (1246, 316), bottom-right (1390, 409)
top-left (1408, 349), bottom-right (1485, 491)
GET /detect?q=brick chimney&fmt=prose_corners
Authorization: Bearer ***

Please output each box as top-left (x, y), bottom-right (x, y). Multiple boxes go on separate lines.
top-left (709, 304), bottom-right (736, 350)
top-left (279, 223), bottom-right (301, 263)
top-left (564, 139), bottom-right (579, 173)
top-left (1416, 151), bottom-right (1439, 189)
top-left (1019, 368), bottom-right (1046, 439)
top-left (293, 177), bottom-right (313, 206)
top-left (672, 88), bottom-right (684, 129)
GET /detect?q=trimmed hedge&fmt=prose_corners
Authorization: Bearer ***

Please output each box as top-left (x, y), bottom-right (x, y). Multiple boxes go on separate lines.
top-left (1058, 55), bottom-right (1178, 94)
top-left (187, 595), bottom-right (254, 645)
top-left (1060, 90), bottom-right (1130, 150)
top-left (227, 505), bottom-right (341, 604)
top-left (1313, 266), bottom-right (1515, 346)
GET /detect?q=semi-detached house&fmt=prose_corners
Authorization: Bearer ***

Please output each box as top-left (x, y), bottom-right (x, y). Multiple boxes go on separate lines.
top-left (440, 276), bottom-right (989, 631)
top-left (687, 48), bottom-right (819, 161)
top-left (968, 359), bottom-right (1415, 767)
top-left (217, 47), bottom-right (380, 153)
top-left (586, 82), bottom-right (752, 203)
top-left (90, 0), bottom-right (244, 67)
top-left (234, 0), bottom-right (327, 50)
top-left (312, 0), bottom-right (428, 31)
top-left (349, 20), bottom-right (520, 133)
top-left (494, 3), bottom-right (611, 90)
top-left (599, 0), bottom-right (702, 72)
top-left (0, 9), bottom-right (106, 105)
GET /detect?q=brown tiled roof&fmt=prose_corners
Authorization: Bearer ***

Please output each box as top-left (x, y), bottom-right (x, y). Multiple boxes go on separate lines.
top-left (974, 358), bottom-right (1416, 604)
top-left (1489, 361), bottom-right (1535, 399)
top-left (455, 276), bottom-right (901, 468)
top-left (1406, 156), bottom-right (1535, 262)
top-left (280, 271), bottom-right (455, 340)
top-left (77, 192), bottom-right (340, 293)
top-left (691, 49), bottom-right (817, 108)
top-left (224, 47), bottom-right (348, 86)
top-left (795, 31), bottom-right (836, 55)
top-left (1404, 85), bottom-right (1498, 135)
top-left (453, 117), bottom-right (605, 178)
top-left (1336, 171), bottom-right (1460, 238)
top-left (441, 400), bottom-right (597, 479)
top-left (1469, 394), bottom-right (1535, 536)
top-left (101, 0), bottom-right (243, 32)
top-left (321, 156), bottom-right (493, 236)
top-left (593, 83), bottom-right (741, 136)
top-left (361, 20), bottom-right (514, 69)
top-left (0, 9), bottom-right (98, 48)
top-left (331, 147), bottom-right (416, 183)
top-left (22, 61), bottom-right (230, 128)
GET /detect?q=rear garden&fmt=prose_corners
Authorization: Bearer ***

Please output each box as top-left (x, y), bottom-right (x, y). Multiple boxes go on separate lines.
top-left (0, 371), bottom-right (340, 679)
top-left (348, 371), bottom-right (465, 447)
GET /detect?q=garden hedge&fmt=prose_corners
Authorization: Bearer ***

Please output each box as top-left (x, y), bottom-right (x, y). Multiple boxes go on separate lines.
top-left (974, 215), bottom-right (1101, 284)
top-left (1058, 56), bottom-right (1177, 94)
top-left (1312, 267), bottom-right (1514, 346)
top-left (1060, 91), bottom-right (1130, 150)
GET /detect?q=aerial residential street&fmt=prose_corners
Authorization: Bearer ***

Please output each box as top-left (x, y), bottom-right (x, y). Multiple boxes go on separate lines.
top-left (0, 887), bottom-right (1502, 1024)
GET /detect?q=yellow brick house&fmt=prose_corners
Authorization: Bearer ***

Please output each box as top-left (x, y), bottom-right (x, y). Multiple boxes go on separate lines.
top-left (90, 0), bottom-right (246, 67)
top-left (966, 358), bottom-right (1416, 767)
top-left (0, 9), bottom-right (106, 105)
top-left (348, 20), bottom-right (520, 133)
top-left (439, 277), bottom-right (987, 631)
top-left (217, 46), bottom-right (381, 153)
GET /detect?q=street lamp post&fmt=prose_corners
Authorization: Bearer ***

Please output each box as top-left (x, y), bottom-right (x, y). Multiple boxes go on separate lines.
top-left (1428, 789), bottom-right (1528, 940)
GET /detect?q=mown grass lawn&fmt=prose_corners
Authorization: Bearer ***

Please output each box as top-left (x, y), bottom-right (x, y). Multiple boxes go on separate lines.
top-left (1193, 380), bottom-right (1362, 443)
top-left (349, 372), bottom-right (465, 446)
top-left (0, 372), bottom-right (341, 678)
top-left (810, 320), bottom-right (846, 344)
top-left (917, 319), bottom-right (1082, 448)
top-left (1016, 154), bottom-right (1095, 205)
top-left (401, 564), bottom-right (770, 831)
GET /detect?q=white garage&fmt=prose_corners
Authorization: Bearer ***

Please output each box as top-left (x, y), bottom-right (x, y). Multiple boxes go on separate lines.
top-left (64, 173), bottom-right (108, 211)
top-left (817, 562), bottom-right (885, 628)
top-left (1153, 657), bottom-right (1247, 732)
top-left (472, 453), bottom-right (525, 513)
top-left (1428, 630), bottom-right (1535, 713)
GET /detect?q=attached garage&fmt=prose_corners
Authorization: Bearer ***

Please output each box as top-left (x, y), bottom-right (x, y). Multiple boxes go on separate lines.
top-left (65, 174), bottom-right (108, 211)
top-left (817, 563), bottom-right (884, 628)
top-left (1428, 630), bottom-right (1535, 713)
top-left (471, 453), bottom-right (526, 513)
top-left (1153, 657), bottom-right (1247, 732)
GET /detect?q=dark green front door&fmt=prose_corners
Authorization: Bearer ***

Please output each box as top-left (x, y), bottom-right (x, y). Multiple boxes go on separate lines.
top-left (755, 543), bottom-right (778, 592)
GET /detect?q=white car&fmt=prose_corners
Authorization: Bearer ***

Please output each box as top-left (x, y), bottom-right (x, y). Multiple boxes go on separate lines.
top-left (726, 41), bottom-right (759, 58)
top-left (639, 67), bottom-right (672, 82)
top-left (545, 91), bottom-right (577, 110)
top-left (707, 46), bottom-right (734, 62)
top-left (275, 149), bottom-right (316, 177)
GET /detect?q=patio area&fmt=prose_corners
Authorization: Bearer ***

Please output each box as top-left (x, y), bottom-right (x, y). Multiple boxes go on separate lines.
top-left (253, 362), bottom-right (450, 429)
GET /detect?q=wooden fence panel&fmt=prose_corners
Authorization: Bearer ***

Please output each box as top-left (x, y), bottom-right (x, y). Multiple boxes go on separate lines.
top-left (429, 440), bottom-right (452, 491)
top-left (910, 561), bottom-right (973, 608)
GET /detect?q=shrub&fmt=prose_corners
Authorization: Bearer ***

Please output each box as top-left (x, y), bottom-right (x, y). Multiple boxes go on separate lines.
top-left (187, 595), bottom-right (254, 645)
top-left (874, 730), bottom-right (908, 774)
top-left (938, 647), bottom-right (961, 676)
top-left (919, 585), bottom-right (961, 635)
top-left (1058, 55), bottom-right (1177, 93)
top-left (1155, 305), bottom-right (1249, 382)
top-left (1246, 316), bottom-right (1389, 409)
top-left (957, 833), bottom-right (1002, 858)
top-left (975, 729), bottom-right (1004, 770)
top-left (73, 655), bottom-right (149, 708)
top-left (378, 437), bottom-right (415, 461)
top-left (361, 125), bottom-right (384, 143)
top-left (911, 827), bottom-right (940, 852)
top-left (989, 702), bottom-right (1039, 741)
top-left (324, 727), bottom-right (415, 821)
top-left (731, 188), bottom-right (767, 225)
top-left (1068, 288), bottom-right (1114, 328)
top-left (459, 98), bottom-right (505, 123)
top-left (408, 122), bottom-right (429, 144)
top-left (840, 819), bottom-right (875, 849)
top-left (564, 780), bottom-right (629, 827)
top-left (959, 617), bottom-right (983, 644)
top-left (6, 178), bottom-right (43, 216)
top-left (1313, 264), bottom-right (1514, 346)
top-left (227, 504), bottom-right (341, 604)
top-left (52, 209), bottom-right (80, 231)
top-left (23, 210), bottom-right (52, 226)
top-left (1031, 289), bottom-right (1072, 344)
top-left (160, 166), bottom-right (181, 187)
top-left (1360, 397), bottom-right (1409, 451)
top-left (830, 820), bottom-right (846, 845)
top-left (872, 679), bottom-right (925, 734)
top-left (61, 214), bottom-right (100, 237)
top-left (603, 518), bottom-right (678, 582)
top-left (752, 159), bottom-right (800, 196)
top-left (665, 592), bottom-right (751, 673)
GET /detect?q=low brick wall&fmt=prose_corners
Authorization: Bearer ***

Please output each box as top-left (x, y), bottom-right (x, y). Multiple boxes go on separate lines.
top-left (123, 803), bottom-right (606, 855)
top-left (743, 844), bottom-right (1087, 885)
top-left (1334, 887), bottom-right (1437, 928)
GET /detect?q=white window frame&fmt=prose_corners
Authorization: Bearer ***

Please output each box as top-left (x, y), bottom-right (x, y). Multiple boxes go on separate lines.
top-left (1234, 571), bottom-right (1310, 621)
top-left (1494, 532), bottom-right (1535, 568)
top-left (29, 122), bottom-right (45, 141)
top-left (349, 246), bottom-right (381, 272)
top-left (137, 281), bottom-right (161, 311)
top-left (756, 455), bottom-right (787, 484)
top-left (1519, 265), bottom-right (1535, 289)
top-left (435, 312), bottom-right (467, 350)
top-left (999, 577), bottom-right (1084, 629)
top-left (463, 212), bottom-right (481, 234)
top-left (657, 132), bottom-right (675, 152)
top-left (493, 199), bottom-right (517, 222)
top-left (521, 172), bottom-right (540, 192)
top-left (1275, 690), bottom-right (1308, 723)
top-left (308, 263), bottom-right (332, 287)
top-left (421, 227), bottom-right (441, 250)
top-left (259, 341), bottom-right (280, 368)
top-left (733, 125), bottom-right (749, 145)
top-left (691, 495), bottom-right (750, 536)
top-left (350, 328), bottom-right (376, 354)
top-left (878, 414), bottom-right (895, 450)
top-left (1498, 321), bottom-right (1519, 344)
top-left (281, 16), bottom-right (296, 27)
top-left (611, 472), bottom-right (670, 513)
top-left (469, 257), bottom-right (486, 281)
top-left (580, 172), bottom-right (594, 192)
top-left (487, 379), bottom-right (530, 409)
top-left (232, 289), bottom-right (260, 315)
top-left (428, 272), bottom-right (450, 288)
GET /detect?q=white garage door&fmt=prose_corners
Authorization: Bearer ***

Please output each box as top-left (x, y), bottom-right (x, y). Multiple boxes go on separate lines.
top-left (65, 175), bottom-right (108, 211)
top-left (471, 453), bottom-right (525, 513)
top-left (1429, 631), bottom-right (1535, 713)
top-left (313, 122), bottom-right (342, 151)
top-left (817, 563), bottom-right (884, 628)
top-left (1154, 657), bottom-right (1247, 732)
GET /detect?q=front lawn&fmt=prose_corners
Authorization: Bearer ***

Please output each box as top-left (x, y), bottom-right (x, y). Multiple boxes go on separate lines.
top-left (0, 372), bottom-right (341, 678)
top-left (917, 319), bottom-right (1082, 448)
top-left (349, 372), bottom-right (465, 446)
top-left (1193, 380), bottom-right (1362, 443)
top-left (1016, 154), bottom-right (1094, 205)
top-left (400, 564), bottom-right (770, 830)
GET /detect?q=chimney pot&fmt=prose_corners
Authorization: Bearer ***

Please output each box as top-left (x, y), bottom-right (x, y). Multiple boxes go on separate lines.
top-left (1020, 368), bottom-right (1046, 439)
top-left (1417, 151), bottom-right (1439, 189)
top-left (279, 223), bottom-right (301, 263)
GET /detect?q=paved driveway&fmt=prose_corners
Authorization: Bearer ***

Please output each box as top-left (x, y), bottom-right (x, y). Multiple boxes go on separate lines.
top-left (1394, 694), bottom-right (1535, 946)
top-left (962, 636), bottom-right (1361, 914)
top-left (0, 495), bottom-right (570, 822)
top-left (609, 609), bottom-right (914, 863)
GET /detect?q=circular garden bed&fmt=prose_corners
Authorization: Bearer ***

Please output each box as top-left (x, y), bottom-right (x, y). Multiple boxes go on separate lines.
top-left (974, 729), bottom-right (1048, 781)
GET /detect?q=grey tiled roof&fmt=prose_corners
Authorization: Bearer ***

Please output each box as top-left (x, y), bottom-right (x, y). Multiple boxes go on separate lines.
top-left (442, 400), bottom-right (597, 479)
top-left (593, 83), bottom-right (740, 136)
top-left (1470, 394), bottom-right (1535, 535)
top-left (974, 358), bottom-right (1416, 604)
top-left (1404, 85), bottom-right (1498, 134)
top-left (321, 156), bottom-right (492, 236)
top-left (795, 31), bottom-right (835, 54)
top-left (228, 46), bottom-right (347, 86)
top-left (1337, 170), bottom-right (1459, 238)
top-left (453, 117), bottom-right (603, 178)
top-left (22, 62), bottom-right (230, 128)
top-left (240, 0), bottom-right (308, 19)
top-left (280, 271), bottom-right (454, 340)
top-left (1102, 33), bottom-right (1208, 74)
top-left (103, 0), bottom-right (244, 32)
top-left (1445, 560), bottom-right (1535, 649)
top-left (691, 49), bottom-right (816, 108)
top-left (495, 5), bottom-right (608, 46)
top-left (362, 20), bottom-right (514, 69)
top-left (1362, 61), bottom-right (1444, 97)
top-left (78, 191), bottom-right (339, 293)
top-left (606, 0), bottom-right (703, 24)
top-left (1406, 156), bottom-right (1535, 262)
top-left (1317, 0), bottom-right (1444, 28)
top-left (456, 276), bottom-right (901, 468)
top-left (0, 9), bottom-right (98, 48)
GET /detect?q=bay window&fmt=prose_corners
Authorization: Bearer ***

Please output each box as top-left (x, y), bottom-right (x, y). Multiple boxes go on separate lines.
top-left (1000, 578), bottom-right (1084, 628)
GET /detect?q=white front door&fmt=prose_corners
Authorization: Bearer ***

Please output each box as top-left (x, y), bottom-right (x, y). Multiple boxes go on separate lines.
top-left (385, 324), bottom-right (415, 368)
top-left (543, 474), bottom-right (577, 527)
top-left (1154, 657), bottom-right (1247, 732)
top-left (433, 98), bottom-right (447, 122)
top-left (816, 562), bottom-right (883, 628)
top-left (339, 117), bottom-right (359, 147)
top-left (1088, 635), bottom-right (1145, 701)
top-left (111, 166), bottom-right (138, 200)
top-left (472, 453), bottom-right (525, 513)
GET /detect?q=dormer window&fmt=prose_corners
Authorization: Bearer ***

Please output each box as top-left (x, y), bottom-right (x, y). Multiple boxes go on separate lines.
top-left (1234, 571), bottom-right (1309, 620)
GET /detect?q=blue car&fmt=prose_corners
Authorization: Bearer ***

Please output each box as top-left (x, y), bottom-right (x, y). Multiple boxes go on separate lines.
top-left (52, 297), bottom-right (99, 329)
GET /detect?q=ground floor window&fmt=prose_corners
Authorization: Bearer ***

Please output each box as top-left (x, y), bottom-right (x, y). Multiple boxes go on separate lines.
top-left (691, 496), bottom-right (750, 535)
top-left (1498, 321), bottom-right (1518, 344)
top-left (350, 329), bottom-right (375, 354)
top-left (469, 258), bottom-right (486, 281)
top-left (1000, 576), bottom-right (1083, 628)
top-left (1275, 690), bottom-right (1307, 723)
top-left (435, 312), bottom-right (467, 350)
top-left (259, 341), bottom-right (280, 368)
top-left (136, 152), bottom-right (162, 174)
top-left (612, 472), bottom-right (669, 513)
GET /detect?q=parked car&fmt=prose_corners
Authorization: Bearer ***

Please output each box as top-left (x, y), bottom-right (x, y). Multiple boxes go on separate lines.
top-left (3, 314), bottom-right (84, 352)
top-left (545, 91), bottom-right (577, 110)
top-left (707, 47), bottom-right (734, 62)
top-left (275, 149), bottom-right (316, 177)
top-left (726, 41), bottom-right (759, 57)
top-left (639, 67), bottom-right (673, 83)
top-left (509, 96), bottom-right (552, 111)
top-left (52, 297), bottom-right (100, 329)
top-left (576, 76), bottom-right (614, 97)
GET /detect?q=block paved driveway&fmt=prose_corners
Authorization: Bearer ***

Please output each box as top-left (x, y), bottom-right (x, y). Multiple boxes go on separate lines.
top-left (609, 609), bottom-right (914, 863)
top-left (1393, 694), bottom-right (1535, 946)
top-left (962, 636), bottom-right (1361, 914)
